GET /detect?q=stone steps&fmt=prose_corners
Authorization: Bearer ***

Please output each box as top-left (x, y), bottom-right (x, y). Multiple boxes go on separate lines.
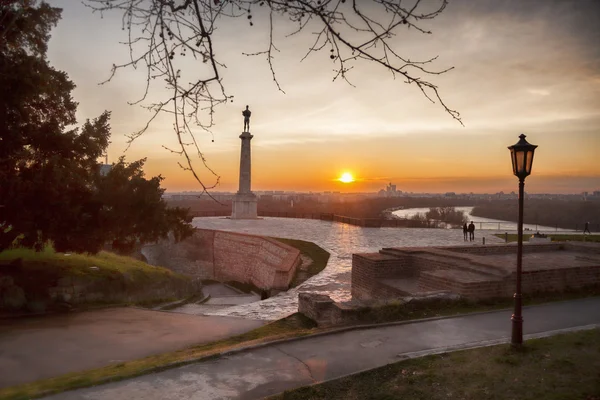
top-left (418, 269), bottom-right (506, 299)
top-left (380, 248), bottom-right (505, 278)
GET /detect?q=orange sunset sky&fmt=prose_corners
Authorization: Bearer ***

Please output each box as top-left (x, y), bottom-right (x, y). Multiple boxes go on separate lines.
top-left (47, 0), bottom-right (600, 193)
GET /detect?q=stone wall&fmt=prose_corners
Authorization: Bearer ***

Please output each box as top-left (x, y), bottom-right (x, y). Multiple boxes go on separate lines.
top-left (46, 275), bottom-right (201, 306)
top-left (352, 242), bottom-right (600, 301)
top-left (0, 273), bottom-right (201, 314)
top-left (142, 229), bottom-right (301, 291)
top-left (298, 291), bottom-right (460, 327)
top-left (351, 253), bottom-right (414, 300)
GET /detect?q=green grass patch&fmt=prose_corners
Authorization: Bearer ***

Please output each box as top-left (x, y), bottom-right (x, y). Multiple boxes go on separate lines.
top-left (0, 313), bottom-right (318, 400)
top-left (272, 237), bottom-right (330, 287)
top-left (270, 328), bottom-right (600, 400)
top-left (495, 233), bottom-right (600, 243)
top-left (0, 247), bottom-right (193, 312)
top-left (0, 247), bottom-right (186, 283)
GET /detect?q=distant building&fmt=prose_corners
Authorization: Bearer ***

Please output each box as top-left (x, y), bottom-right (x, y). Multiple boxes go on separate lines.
top-left (379, 182), bottom-right (402, 197)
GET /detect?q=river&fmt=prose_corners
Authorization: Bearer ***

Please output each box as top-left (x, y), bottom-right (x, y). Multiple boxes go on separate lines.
top-left (392, 206), bottom-right (573, 232)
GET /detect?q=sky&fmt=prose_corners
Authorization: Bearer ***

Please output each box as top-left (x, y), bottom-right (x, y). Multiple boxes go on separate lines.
top-left (45, 0), bottom-right (600, 194)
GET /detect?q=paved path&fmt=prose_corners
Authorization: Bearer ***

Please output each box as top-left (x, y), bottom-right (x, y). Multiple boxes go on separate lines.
top-left (0, 308), bottom-right (264, 388)
top-left (45, 297), bottom-right (600, 400)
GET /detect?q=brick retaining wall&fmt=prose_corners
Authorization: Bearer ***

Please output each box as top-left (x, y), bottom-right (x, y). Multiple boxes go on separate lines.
top-left (142, 229), bottom-right (301, 291)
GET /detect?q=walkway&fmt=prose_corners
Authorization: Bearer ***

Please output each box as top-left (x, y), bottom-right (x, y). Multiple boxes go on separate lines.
top-left (44, 297), bottom-right (600, 400)
top-left (0, 307), bottom-right (264, 388)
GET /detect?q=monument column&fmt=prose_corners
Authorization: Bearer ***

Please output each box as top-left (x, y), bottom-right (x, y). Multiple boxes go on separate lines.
top-left (238, 131), bottom-right (253, 193)
top-left (231, 106), bottom-right (258, 219)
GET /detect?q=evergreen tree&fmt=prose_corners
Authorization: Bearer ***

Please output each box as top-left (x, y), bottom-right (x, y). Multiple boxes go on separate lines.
top-left (0, 1), bottom-right (193, 253)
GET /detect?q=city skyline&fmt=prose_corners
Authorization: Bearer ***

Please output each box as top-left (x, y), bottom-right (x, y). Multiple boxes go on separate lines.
top-left (47, 0), bottom-right (600, 194)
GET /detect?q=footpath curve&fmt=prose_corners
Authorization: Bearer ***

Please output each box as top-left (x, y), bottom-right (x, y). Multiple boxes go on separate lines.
top-left (44, 297), bottom-right (600, 400)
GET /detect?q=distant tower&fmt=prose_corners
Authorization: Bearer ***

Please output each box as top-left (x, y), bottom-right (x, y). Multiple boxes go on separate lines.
top-left (231, 106), bottom-right (258, 219)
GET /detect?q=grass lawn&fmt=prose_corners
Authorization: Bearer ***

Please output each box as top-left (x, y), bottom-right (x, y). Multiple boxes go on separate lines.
top-left (0, 247), bottom-right (193, 311)
top-left (272, 237), bottom-right (330, 287)
top-left (0, 313), bottom-right (317, 400)
top-left (270, 328), bottom-right (600, 400)
top-left (495, 233), bottom-right (600, 243)
top-left (0, 246), bottom-right (188, 283)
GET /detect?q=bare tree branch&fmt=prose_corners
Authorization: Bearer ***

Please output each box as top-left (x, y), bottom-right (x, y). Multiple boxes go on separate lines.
top-left (84, 0), bottom-right (461, 194)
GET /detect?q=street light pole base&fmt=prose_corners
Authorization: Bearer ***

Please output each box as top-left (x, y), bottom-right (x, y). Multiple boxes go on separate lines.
top-left (511, 299), bottom-right (523, 346)
top-left (511, 319), bottom-right (523, 346)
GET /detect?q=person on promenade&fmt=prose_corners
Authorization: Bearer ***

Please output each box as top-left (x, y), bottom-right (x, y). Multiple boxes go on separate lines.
top-left (463, 223), bottom-right (468, 241)
top-left (584, 222), bottom-right (591, 235)
top-left (468, 221), bottom-right (475, 242)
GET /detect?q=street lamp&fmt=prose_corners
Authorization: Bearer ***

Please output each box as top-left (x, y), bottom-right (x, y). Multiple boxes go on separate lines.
top-left (507, 133), bottom-right (537, 346)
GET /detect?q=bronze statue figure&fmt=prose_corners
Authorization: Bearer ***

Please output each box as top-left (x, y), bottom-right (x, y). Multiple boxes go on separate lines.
top-left (242, 105), bottom-right (251, 132)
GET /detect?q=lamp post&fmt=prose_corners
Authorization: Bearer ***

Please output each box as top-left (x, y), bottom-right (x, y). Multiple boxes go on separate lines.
top-left (507, 134), bottom-right (537, 347)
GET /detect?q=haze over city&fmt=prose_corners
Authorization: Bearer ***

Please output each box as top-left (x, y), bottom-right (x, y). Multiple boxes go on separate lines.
top-left (47, 0), bottom-right (600, 193)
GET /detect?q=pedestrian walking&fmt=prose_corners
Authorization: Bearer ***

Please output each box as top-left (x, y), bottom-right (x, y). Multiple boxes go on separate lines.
top-left (584, 222), bottom-right (591, 235)
top-left (468, 221), bottom-right (475, 241)
top-left (463, 223), bottom-right (468, 241)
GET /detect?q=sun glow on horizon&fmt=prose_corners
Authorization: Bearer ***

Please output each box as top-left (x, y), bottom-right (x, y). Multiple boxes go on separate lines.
top-left (339, 172), bottom-right (355, 183)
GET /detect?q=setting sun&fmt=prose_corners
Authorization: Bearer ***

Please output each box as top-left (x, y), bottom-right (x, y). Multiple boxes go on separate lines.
top-left (339, 172), bottom-right (355, 183)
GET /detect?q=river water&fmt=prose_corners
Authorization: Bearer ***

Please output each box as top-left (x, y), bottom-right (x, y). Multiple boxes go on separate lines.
top-left (184, 217), bottom-right (507, 321)
top-left (393, 206), bottom-right (573, 232)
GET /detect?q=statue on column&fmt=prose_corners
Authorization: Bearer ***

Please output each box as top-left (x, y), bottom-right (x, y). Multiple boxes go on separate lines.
top-left (242, 105), bottom-right (251, 132)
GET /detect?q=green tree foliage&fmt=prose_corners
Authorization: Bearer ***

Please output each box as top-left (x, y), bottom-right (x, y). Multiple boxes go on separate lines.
top-left (96, 157), bottom-right (194, 253)
top-left (425, 207), bottom-right (467, 225)
top-left (472, 199), bottom-right (600, 231)
top-left (0, 1), bottom-right (193, 253)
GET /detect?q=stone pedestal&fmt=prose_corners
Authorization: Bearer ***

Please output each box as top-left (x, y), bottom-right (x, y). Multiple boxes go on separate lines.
top-left (231, 131), bottom-right (258, 219)
top-left (231, 192), bottom-right (258, 219)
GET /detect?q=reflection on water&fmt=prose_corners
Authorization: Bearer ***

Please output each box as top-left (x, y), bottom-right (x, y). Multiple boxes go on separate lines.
top-left (179, 217), bottom-right (506, 321)
top-left (393, 206), bottom-right (573, 232)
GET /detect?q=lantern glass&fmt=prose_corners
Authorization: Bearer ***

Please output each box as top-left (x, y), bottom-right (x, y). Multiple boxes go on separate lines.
top-left (516, 150), bottom-right (525, 175)
top-left (525, 150), bottom-right (534, 175)
top-left (510, 148), bottom-right (517, 175)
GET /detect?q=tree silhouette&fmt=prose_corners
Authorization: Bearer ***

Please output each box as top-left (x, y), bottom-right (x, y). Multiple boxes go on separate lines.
top-left (0, 1), bottom-right (193, 253)
top-left (84, 0), bottom-right (460, 194)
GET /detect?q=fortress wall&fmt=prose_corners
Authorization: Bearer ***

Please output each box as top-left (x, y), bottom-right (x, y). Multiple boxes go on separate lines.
top-left (351, 253), bottom-right (413, 300)
top-left (352, 243), bottom-right (600, 301)
top-left (212, 230), bottom-right (301, 290)
top-left (143, 229), bottom-right (300, 291)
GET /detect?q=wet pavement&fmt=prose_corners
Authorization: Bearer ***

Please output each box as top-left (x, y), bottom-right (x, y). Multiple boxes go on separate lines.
top-left (175, 217), bottom-right (505, 320)
top-left (44, 297), bottom-right (600, 400)
top-left (0, 308), bottom-right (265, 388)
